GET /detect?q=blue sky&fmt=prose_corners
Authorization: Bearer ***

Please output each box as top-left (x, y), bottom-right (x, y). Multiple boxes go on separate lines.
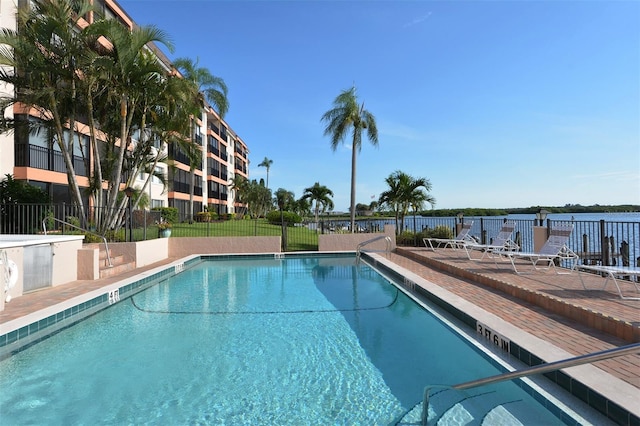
top-left (118, 0), bottom-right (640, 211)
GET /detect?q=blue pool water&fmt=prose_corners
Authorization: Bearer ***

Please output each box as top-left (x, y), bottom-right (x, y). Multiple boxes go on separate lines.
top-left (0, 255), bottom-right (577, 424)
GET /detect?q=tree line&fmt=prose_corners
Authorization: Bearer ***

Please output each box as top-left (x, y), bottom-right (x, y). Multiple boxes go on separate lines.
top-left (419, 205), bottom-right (639, 217)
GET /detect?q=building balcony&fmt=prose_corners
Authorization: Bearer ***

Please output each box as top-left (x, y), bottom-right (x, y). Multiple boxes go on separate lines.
top-left (14, 144), bottom-right (87, 176)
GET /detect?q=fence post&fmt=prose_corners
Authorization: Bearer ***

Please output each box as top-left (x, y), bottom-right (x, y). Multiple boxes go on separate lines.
top-left (281, 222), bottom-right (287, 252)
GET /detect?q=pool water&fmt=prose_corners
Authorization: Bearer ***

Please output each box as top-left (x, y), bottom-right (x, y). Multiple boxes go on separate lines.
top-left (0, 255), bottom-right (575, 424)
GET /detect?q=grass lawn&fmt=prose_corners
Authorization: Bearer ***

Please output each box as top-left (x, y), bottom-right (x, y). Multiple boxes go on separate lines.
top-left (134, 219), bottom-right (319, 251)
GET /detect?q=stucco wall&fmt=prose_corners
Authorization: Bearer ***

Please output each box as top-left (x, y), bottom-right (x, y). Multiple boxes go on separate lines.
top-left (135, 238), bottom-right (169, 267)
top-left (77, 248), bottom-right (99, 280)
top-left (168, 236), bottom-right (281, 257)
top-left (51, 239), bottom-right (82, 286)
top-left (318, 225), bottom-right (396, 252)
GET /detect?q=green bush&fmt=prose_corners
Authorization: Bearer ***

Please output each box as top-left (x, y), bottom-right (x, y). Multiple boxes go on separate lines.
top-left (424, 225), bottom-right (454, 239)
top-left (152, 207), bottom-right (178, 223)
top-left (195, 212), bottom-right (210, 222)
top-left (266, 210), bottom-right (302, 226)
top-left (396, 231), bottom-right (417, 246)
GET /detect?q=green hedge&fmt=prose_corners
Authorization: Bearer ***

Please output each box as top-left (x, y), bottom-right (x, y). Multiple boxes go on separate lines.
top-left (152, 207), bottom-right (179, 223)
top-left (266, 210), bottom-right (302, 226)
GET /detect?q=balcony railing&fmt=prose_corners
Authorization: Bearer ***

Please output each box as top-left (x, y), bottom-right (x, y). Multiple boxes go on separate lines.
top-left (15, 144), bottom-right (87, 176)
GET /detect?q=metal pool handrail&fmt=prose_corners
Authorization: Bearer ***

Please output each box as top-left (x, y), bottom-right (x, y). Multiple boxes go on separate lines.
top-left (43, 217), bottom-right (113, 267)
top-left (356, 235), bottom-right (392, 257)
top-left (420, 342), bottom-right (640, 425)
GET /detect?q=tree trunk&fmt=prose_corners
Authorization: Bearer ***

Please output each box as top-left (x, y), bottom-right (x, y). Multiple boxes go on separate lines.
top-left (350, 138), bottom-right (357, 233)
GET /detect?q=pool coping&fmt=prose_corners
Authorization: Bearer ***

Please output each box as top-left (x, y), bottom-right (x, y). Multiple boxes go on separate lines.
top-left (0, 251), bottom-right (637, 424)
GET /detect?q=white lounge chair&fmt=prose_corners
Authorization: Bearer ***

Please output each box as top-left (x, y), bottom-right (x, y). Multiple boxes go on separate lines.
top-left (503, 225), bottom-right (578, 274)
top-left (463, 221), bottom-right (519, 260)
top-left (575, 264), bottom-right (640, 300)
top-left (424, 221), bottom-right (475, 251)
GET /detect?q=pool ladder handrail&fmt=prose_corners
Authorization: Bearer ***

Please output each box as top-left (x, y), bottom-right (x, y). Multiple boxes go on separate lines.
top-left (356, 235), bottom-right (392, 257)
top-left (420, 342), bottom-right (640, 425)
top-left (43, 217), bottom-right (113, 267)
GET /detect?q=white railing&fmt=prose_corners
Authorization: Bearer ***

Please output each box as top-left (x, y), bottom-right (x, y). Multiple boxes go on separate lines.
top-left (420, 342), bottom-right (640, 425)
top-left (43, 218), bottom-right (113, 267)
top-left (356, 235), bottom-right (392, 257)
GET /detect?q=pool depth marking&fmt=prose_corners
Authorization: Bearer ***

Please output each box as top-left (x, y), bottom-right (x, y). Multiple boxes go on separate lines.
top-left (129, 288), bottom-right (399, 315)
top-left (477, 321), bottom-right (511, 353)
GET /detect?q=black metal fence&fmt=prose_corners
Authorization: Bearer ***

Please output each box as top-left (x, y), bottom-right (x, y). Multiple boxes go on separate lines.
top-left (1, 203), bottom-right (638, 262)
top-left (400, 216), bottom-right (640, 267)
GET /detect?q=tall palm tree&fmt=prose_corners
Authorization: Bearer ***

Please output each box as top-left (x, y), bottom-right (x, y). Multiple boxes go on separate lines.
top-left (92, 19), bottom-right (173, 231)
top-left (301, 182), bottom-right (334, 226)
top-left (321, 86), bottom-right (378, 233)
top-left (258, 157), bottom-right (273, 189)
top-left (172, 57), bottom-right (229, 222)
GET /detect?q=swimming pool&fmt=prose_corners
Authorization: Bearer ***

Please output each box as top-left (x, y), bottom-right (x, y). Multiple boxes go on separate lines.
top-left (0, 253), bottom-right (597, 424)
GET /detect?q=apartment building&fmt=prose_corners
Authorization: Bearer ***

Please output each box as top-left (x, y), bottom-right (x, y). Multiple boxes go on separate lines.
top-left (0, 0), bottom-right (248, 218)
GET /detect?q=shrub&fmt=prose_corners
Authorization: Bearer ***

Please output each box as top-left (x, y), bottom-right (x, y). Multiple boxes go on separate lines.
top-left (152, 207), bottom-right (178, 223)
top-left (266, 210), bottom-right (302, 226)
top-left (396, 231), bottom-right (417, 246)
top-left (195, 212), bottom-right (210, 222)
top-left (424, 225), bottom-right (454, 239)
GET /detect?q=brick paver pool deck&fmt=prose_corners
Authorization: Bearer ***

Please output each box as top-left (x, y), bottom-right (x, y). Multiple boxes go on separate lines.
top-left (1, 247), bottom-right (638, 422)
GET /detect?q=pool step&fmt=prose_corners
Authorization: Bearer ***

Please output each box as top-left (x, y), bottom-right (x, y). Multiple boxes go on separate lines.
top-left (98, 248), bottom-right (135, 279)
top-left (393, 389), bottom-right (526, 425)
top-left (394, 403), bottom-right (525, 426)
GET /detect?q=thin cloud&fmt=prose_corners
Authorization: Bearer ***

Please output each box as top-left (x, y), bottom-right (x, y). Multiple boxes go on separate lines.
top-left (403, 12), bottom-right (432, 28)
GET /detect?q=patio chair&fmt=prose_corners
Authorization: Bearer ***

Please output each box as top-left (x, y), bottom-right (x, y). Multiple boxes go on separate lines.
top-left (424, 221), bottom-right (475, 251)
top-left (575, 264), bottom-right (640, 300)
top-left (503, 225), bottom-right (578, 274)
top-left (463, 221), bottom-right (519, 260)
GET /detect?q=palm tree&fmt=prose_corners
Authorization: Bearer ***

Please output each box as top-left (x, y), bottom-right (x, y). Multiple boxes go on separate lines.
top-left (244, 179), bottom-right (272, 219)
top-left (379, 171), bottom-right (435, 234)
top-left (172, 57), bottom-right (229, 222)
top-left (274, 187), bottom-right (295, 251)
top-left (301, 182), bottom-right (334, 226)
top-left (0, 0), bottom-right (174, 232)
top-left (0, 0), bottom-right (99, 223)
top-left (258, 157), bottom-right (273, 189)
top-left (91, 19), bottom-right (173, 231)
top-left (229, 174), bottom-right (249, 216)
top-left (274, 188), bottom-right (295, 213)
top-left (321, 86), bottom-right (378, 233)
